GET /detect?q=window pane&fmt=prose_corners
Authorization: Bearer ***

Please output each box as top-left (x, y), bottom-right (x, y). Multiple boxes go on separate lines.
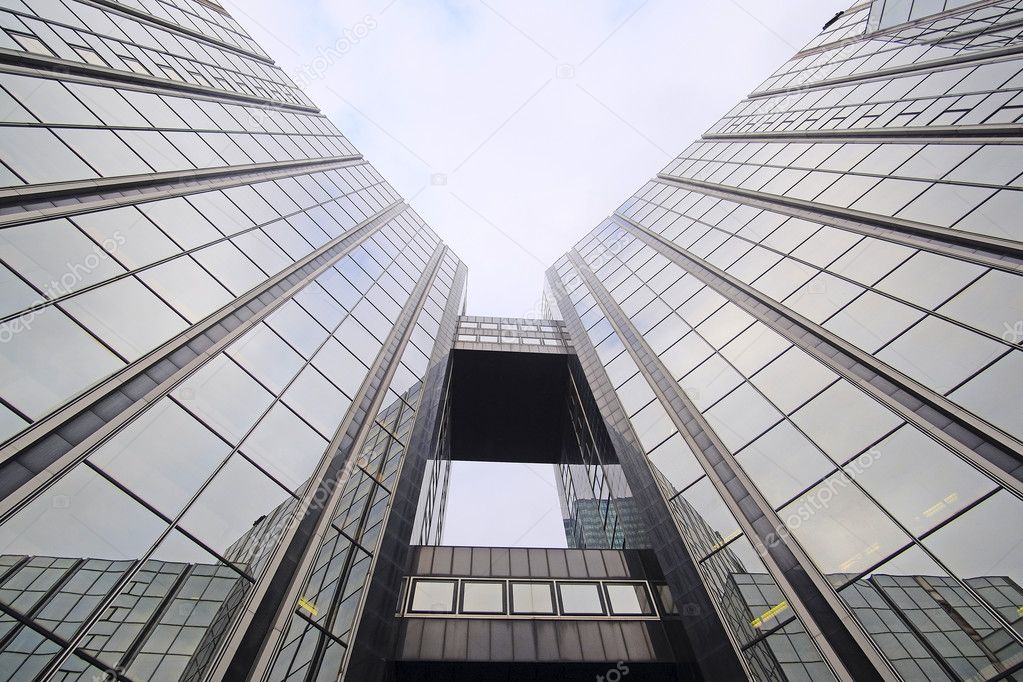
top-left (847, 426), bottom-right (995, 536)
top-left (674, 478), bottom-right (742, 558)
top-left (138, 257), bottom-right (232, 323)
top-left (558, 582), bottom-right (604, 615)
top-left (791, 381), bottom-right (901, 463)
top-left (240, 403), bottom-right (327, 491)
top-left (227, 323), bottom-right (305, 394)
top-left (511, 582), bottom-right (554, 614)
top-left (647, 433), bottom-right (704, 495)
top-left (0, 218), bottom-right (125, 293)
top-left (0, 466), bottom-right (165, 560)
top-left (88, 399), bottom-right (229, 517)
top-left (605, 583), bottom-right (654, 615)
top-left (737, 421), bottom-right (836, 508)
top-left (461, 581), bottom-right (504, 614)
top-left (179, 455), bottom-right (292, 564)
top-left (0, 126), bottom-right (97, 184)
top-left (950, 351), bottom-right (1023, 442)
top-left (281, 366), bottom-right (352, 438)
top-left (782, 473), bottom-right (910, 581)
top-left (60, 277), bottom-right (188, 360)
top-left (0, 307), bottom-right (123, 418)
top-left (882, 315), bottom-right (1006, 393)
top-left (706, 383), bottom-right (782, 452)
top-left (410, 580), bottom-right (455, 613)
top-left (172, 354), bottom-right (274, 444)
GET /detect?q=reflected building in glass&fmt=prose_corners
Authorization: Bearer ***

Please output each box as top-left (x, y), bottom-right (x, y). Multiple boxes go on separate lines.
top-left (1, 0), bottom-right (1022, 681)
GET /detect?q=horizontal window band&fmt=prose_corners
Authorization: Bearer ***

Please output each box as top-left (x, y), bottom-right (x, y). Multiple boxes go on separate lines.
top-left (86, 0), bottom-right (275, 65)
top-left (703, 125), bottom-right (1023, 142)
top-left (655, 173), bottom-right (1023, 270)
top-left (618, 213), bottom-right (1023, 488)
top-left (749, 43), bottom-right (1023, 102)
top-left (0, 155), bottom-right (363, 226)
top-left (0, 49), bottom-right (317, 114)
top-left (0, 201), bottom-right (405, 503)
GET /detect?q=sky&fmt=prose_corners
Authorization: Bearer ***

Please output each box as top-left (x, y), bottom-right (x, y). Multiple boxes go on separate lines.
top-left (221, 0), bottom-right (847, 546)
top-left (441, 462), bottom-right (567, 547)
top-left (222, 0), bottom-right (847, 319)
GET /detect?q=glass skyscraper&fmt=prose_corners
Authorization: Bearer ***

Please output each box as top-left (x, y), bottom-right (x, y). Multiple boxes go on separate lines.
top-left (0, 0), bottom-right (1021, 681)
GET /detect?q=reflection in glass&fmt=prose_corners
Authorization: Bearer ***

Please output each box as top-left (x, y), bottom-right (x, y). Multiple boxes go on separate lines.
top-left (847, 426), bottom-right (995, 536)
top-left (839, 545), bottom-right (1023, 681)
top-left (461, 581), bottom-right (504, 614)
top-left (409, 580), bottom-right (455, 613)
top-left (0, 466), bottom-right (165, 561)
top-left (781, 473), bottom-right (910, 579)
top-left (88, 399), bottom-right (230, 517)
top-left (511, 582), bottom-right (555, 614)
top-left (605, 582), bottom-right (655, 616)
top-left (558, 582), bottom-right (605, 615)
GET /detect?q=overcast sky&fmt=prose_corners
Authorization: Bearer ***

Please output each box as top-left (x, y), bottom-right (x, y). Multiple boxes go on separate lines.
top-left (224, 0), bottom-right (846, 318)
top-left (223, 0), bottom-right (847, 546)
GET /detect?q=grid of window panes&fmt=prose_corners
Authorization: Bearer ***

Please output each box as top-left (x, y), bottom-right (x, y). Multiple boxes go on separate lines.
top-left (751, 2), bottom-right (1023, 98)
top-left (0, 207), bottom-right (450, 678)
top-left (557, 362), bottom-right (645, 551)
top-left (868, 0), bottom-right (1005, 31)
top-left (0, 69), bottom-right (356, 189)
top-left (454, 315), bottom-right (570, 350)
top-left (716, 4), bottom-right (1023, 136)
top-left (549, 255), bottom-right (839, 682)
top-left (562, 212), bottom-right (1023, 679)
top-left (0, 160), bottom-right (398, 442)
top-left (266, 253), bottom-right (460, 682)
top-left (0, 0), bottom-right (467, 679)
top-left (0, 0), bottom-right (311, 105)
top-left (106, 0), bottom-right (272, 59)
top-left (548, 1), bottom-right (1023, 676)
top-left (411, 391), bottom-right (453, 547)
top-left (402, 577), bottom-right (659, 619)
top-left (660, 138), bottom-right (1023, 244)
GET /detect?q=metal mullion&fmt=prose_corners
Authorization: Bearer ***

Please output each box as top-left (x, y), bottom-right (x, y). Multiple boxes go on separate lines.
top-left (0, 202), bottom-right (404, 513)
top-left (220, 245), bottom-right (446, 681)
top-left (547, 267), bottom-right (754, 681)
top-left (0, 171), bottom-right (381, 326)
top-left (0, 155), bottom-right (363, 218)
top-left (645, 174), bottom-right (1023, 273)
top-left (621, 212), bottom-right (1023, 491)
top-left (567, 251), bottom-right (877, 682)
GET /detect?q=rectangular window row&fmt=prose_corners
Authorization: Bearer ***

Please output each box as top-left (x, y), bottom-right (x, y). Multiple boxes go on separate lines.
top-left (0, 0), bottom-right (309, 106)
top-left (404, 577), bottom-right (660, 618)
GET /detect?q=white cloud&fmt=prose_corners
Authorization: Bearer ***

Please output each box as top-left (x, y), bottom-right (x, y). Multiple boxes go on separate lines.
top-left (224, 0), bottom-right (848, 316)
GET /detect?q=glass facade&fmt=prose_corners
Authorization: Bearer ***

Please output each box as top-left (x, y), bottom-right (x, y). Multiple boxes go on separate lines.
top-left (1, 0), bottom-right (1022, 681)
top-left (0, 0), bottom-right (465, 679)
top-left (544, 1), bottom-right (1023, 680)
